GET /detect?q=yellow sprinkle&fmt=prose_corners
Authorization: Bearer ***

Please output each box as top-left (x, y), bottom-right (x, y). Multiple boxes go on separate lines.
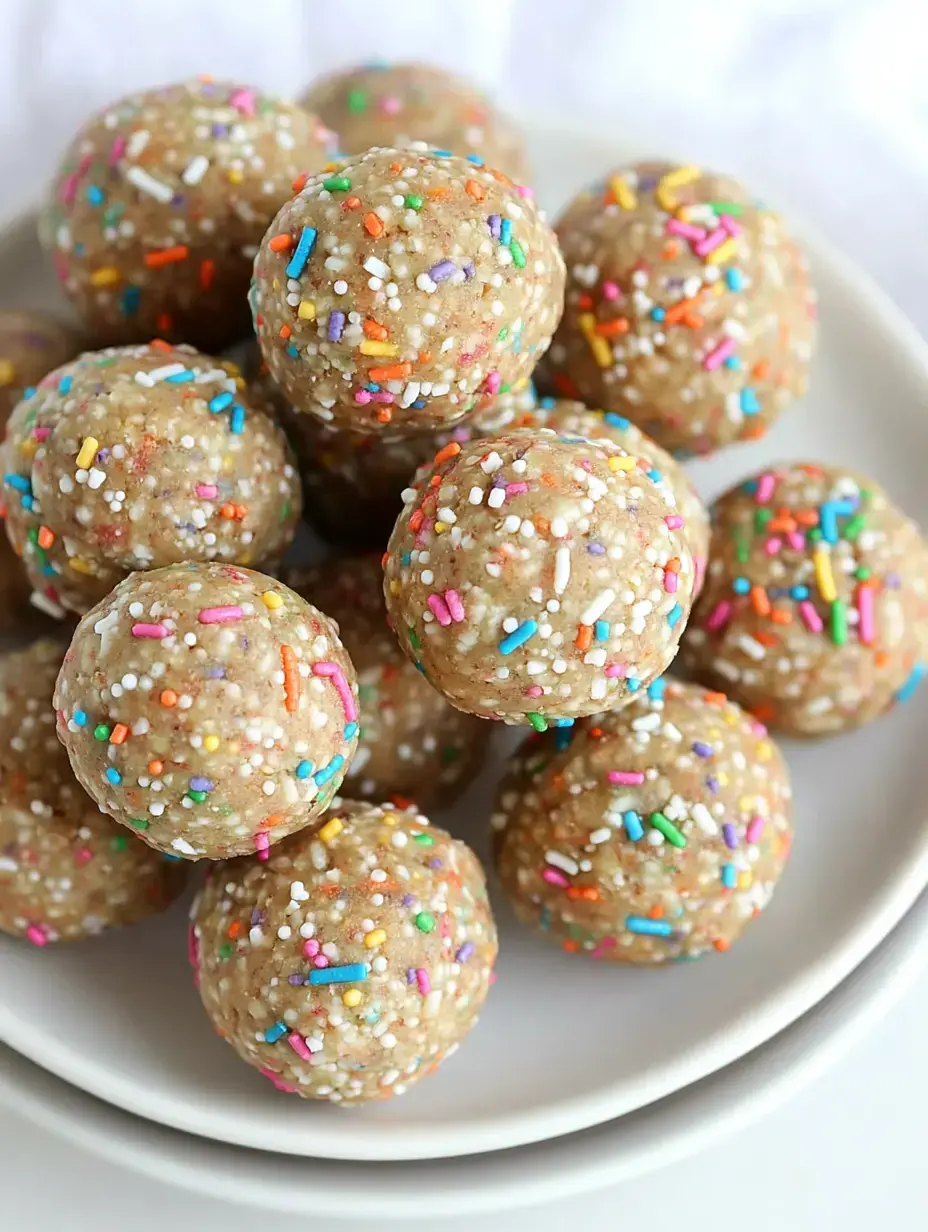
top-left (76, 437), bottom-right (99, 469)
top-left (756, 741), bottom-right (773, 762)
top-left (20, 438), bottom-right (38, 459)
top-left (607, 454), bottom-right (636, 472)
top-left (0, 359), bottom-right (15, 386)
top-left (297, 300), bottom-right (316, 321)
top-left (69, 557), bottom-right (93, 575)
top-left (359, 339), bottom-right (398, 358)
top-left (90, 267), bottom-right (121, 287)
top-left (434, 521), bottom-right (449, 534)
top-left (578, 313), bottom-right (612, 368)
top-left (656, 164), bottom-right (700, 212)
top-left (227, 168), bottom-right (244, 184)
top-left (715, 771), bottom-right (730, 787)
top-left (364, 928), bottom-right (387, 949)
top-left (382, 812), bottom-right (398, 827)
top-left (609, 175), bottom-right (637, 211)
top-left (706, 238), bottom-right (738, 267)
top-left (389, 579), bottom-right (401, 595)
top-left (262, 591), bottom-right (283, 610)
top-left (813, 547), bottom-right (837, 603)
top-left (318, 817), bottom-right (344, 843)
top-left (342, 989), bottom-right (362, 1008)
top-left (203, 735), bottom-right (220, 753)
top-left (738, 871), bottom-right (753, 890)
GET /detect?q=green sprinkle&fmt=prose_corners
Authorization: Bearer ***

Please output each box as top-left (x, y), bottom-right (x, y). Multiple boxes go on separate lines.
top-left (93, 724), bottom-right (111, 742)
top-left (808, 527), bottom-right (823, 542)
top-left (754, 508), bottom-right (772, 534)
top-left (404, 194), bottom-right (424, 210)
top-left (649, 811), bottom-right (687, 849)
top-left (347, 88), bottom-right (367, 114)
top-left (734, 529), bottom-right (750, 564)
top-left (527, 712), bottom-right (548, 733)
top-left (26, 526), bottom-right (38, 544)
top-left (497, 325), bottom-right (509, 341)
top-left (323, 176), bottom-right (352, 192)
top-left (830, 599), bottom-right (848, 646)
top-left (710, 201), bottom-right (744, 216)
top-left (279, 501), bottom-right (291, 524)
top-left (111, 835), bottom-right (128, 852)
top-left (408, 626), bottom-right (421, 651)
top-left (856, 566), bottom-right (871, 581)
top-left (218, 942), bottom-right (234, 960)
top-left (440, 745), bottom-right (459, 766)
top-left (413, 832), bottom-right (434, 846)
top-left (510, 239), bottom-right (526, 268)
top-left (127, 818), bottom-right (150, 831)
top-left (187, 789), bottom-right (208, 804)
top-left (843, 514), bottom-right (865, 540)
top-left (415, 911), bottom-right (435, 933)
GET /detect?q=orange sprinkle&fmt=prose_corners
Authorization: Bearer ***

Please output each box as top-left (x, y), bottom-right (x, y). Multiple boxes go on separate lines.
top-left (567, 886), bottom-right (601, 902)
top-left (703, 691), bottom-right (728, 707)
top-left (200, 258), bottom-right (215, 290)
top-left (428, 474), bottom-right (442, 490)
top-left (376, 407), bottom-right (393, 423)
top-left (575, 624), bottom-right (593, 651)
top-left (389, 162), bottom-right (402, 174)
top-left (647, 905), bottom-right (664, 920)
top-left (426, 186), bottom-right (449, 200)
top-left (595, 318), bottom-right (630, 337)
top-left (227, 920), bottom-right (242, 939)
top-left (432, 441), bottom-right (461, 467)
top-left (150, 339), bottom-right (173, 351)
top-left (145, 244), bottom-right (189, 268)
top-left (713, 938), bottom-right (731, 953)
top-left (264, 814), bottom-right (285, 828)
top-left (770, 608), bottom-right (793, 625)
top-left (465, 178), bottom-right (485, 201)
top-left (279, 324), bottom-right (292, 340)
top-left (363, 319), bottom-right (388, 340)
top-left (368, 362), bottom-right (413, 381)
top-left (291, 173), bottom-right (308, 193)
top-left (664, 291), bottom-right (706, 325)
top-left (794, 509), bottom-right (819, 527)
top-left (37, 526), bottom-right (55, 549)
top-left (750, 586), bottom-right (771, 616)
top-left (577, 294), bottom-right (594, 311)
top-left (666, 556), bottom-right (681, 574)
top-left (148, 760), bottom-right (164, 776)
top-left (754, 631), bottom-right (779, 647)
top-left (268, 233), bottom-right (292, 253)
top-left (390, 794), bottom-right (415, 811)
top-left (109, 723), bottom-right (129, 746)
top-left (281, 644), bottom-right (299, 713)
top-left (752, 359), bottom-right (771, 382)
top-left (408, 510), bottom-right (424, 533)
top-left (588, 726), bottom-right (604, 740)
top-left (751, 702), bottom-right (777, 724)
top-left (345, 195), bottom-right (361, 210)
top-left (661, 240), bottom-right (682, 260)
top-left (418, 350), bottom-right (432, 365)
top-left (156, 313), bottom-right (173, 334)
top-left (874, 650), bottom-right (890, 669)
top-left (363, 211), bottom-right (384, 237)
top-left (160, 689), bottom-right (178, 708)
top-left (562, 940), bottom-right (580, 953)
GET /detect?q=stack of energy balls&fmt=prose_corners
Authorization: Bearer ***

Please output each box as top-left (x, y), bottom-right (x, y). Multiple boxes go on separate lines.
top-left (1, 61), bottom-right (925, 1108)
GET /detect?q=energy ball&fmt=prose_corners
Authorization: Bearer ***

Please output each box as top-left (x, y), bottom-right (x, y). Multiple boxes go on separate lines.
top-left (0, 640), bottom-right (186, 944)
top-left (190, 800), bottom-right (497, 1104)
top-left (0, 312), bottom-right (81, 632)
top-left (285, 556), bottom-right (490, 809)
top-left (681, 463), bottom-right (928, 735)
top-left (39, 78), bottom-right (336, 351)
top-left (383, 429), bottom-right (697, 725)
top-left (492, 678), bottom-right (792, 963)
top-left (1, 343), bottom-right (301, 617)
top-left (546, 160), bottom-right (817, 457)
top-left (53, 563), bottom-right (360, 860)
top-left (252, 146), bottom-right (564, 434)
top-left (300, 62), bottom-right (529, 183)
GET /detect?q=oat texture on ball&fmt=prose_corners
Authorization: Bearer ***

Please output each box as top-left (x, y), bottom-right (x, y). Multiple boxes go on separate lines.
top-left (300, 61), bottom-right (530, 183)
top-left (492, 678), bottom-right (792, 962)
top-left (251, 146), bottom-right (564, 434)
top-left (39, 78), bottom-right (336, 351)
top-left (1, 343), bottom-right (301, 617)
top-left (681, 462), bottom-right (928, 735)
top-left (383, 429), bottom-right (696, 725)
top-left (53, 564), bottom-right (359, 860)
top-left (545, 160), bottom-right (817, 457)
top-left (286, 555), bottom-right (490, 809)
top-left (190, 799), bottom-right (497, 1104)
top-left (0, 639), bottom-right (187, 944)
top-left (0, 311), bottom-right (82, 632)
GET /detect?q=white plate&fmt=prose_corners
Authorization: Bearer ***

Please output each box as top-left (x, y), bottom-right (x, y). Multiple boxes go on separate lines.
top-left (3, 127), bottom-right (928, 1162)
top-left (3, 885), bottom-right (926, 1221)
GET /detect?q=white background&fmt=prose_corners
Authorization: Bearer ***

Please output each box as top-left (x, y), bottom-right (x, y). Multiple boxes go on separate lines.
top-left (2, 0), bottom-right (927, 1225)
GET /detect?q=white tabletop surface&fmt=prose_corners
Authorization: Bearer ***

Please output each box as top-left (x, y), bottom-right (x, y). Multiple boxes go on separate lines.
top-left (2, 1), bottom-right (927, 1224)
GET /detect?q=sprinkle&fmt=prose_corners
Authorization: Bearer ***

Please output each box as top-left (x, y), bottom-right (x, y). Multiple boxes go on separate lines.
top-left (323, 176), bottom-right (352, 192)
top-left (623, 810), bottom-right (645, 841)
top-left (706, 600), bottom-right (732, 632)
top-left (498, 620), bottom-right (538, 655)
top-left (262, 591), bottom-right (283, 610)
top-left (427, 594), bottom-right (452, 626)
top-left (105, 767), bottom-right (121, 785)
top-left (608, 770), bottom-right (645, 785)
top-left (359, 339), bottom-right (397, 358)
top-left (857, 581), bottom-right (875, 645)
top-left (93, 724), bottom-right (111, 742)
top-left (799, 600), bottom-right (823, 633)
top-left (444, 589), bottom-right (465, 622)
top-left (295, 760), bottom-right (313, 780)
top-left (182, 154), bottom-right (210, 185)
top-left (312, 661), bottom-right (358, 722)
top-left (254, 832), bottom-right (270, 861)
top-left (76, 437), bottom-right (99, 469)
top-left (626, 916), bottom-right (673, 937)
top-left (555, 544), bottom-right (573, 591)
top-left (318, 817), bottom-right (343, 842)
top-left (364, 929), bottom-right (387, 949)
top-left (208, 392), bottom-right (234, 414)
top-left (722, 823), bottom-right (738, 849)
top-left (328, 311), bottom-right (346, 342)
top-left (415, 912), bottom-right (436, 933)
top-left (746, 816), bottom-right (766, 843)
top-left (285, 226), bottom-right (317, 278)
top-left (542, 867), bottom-right (569, 888)
top-left (580, 589), bottom-right (615, 626)
top-left (527, 713), bottom-right (548, 733)
top-left (132, 622), bottom-right (169, 639)
top-left (456, 942), bottom-right (475, 963)
top-left (25, 925), bottom-right (48, 947)
top-left (308, 963), bottom-right (368, 986)
top-left (280, 645), bottom-right (299, 713)
top-left (195, 484), bottom-right (218, 500)
top-left (830, 599), bottom-right (848, 646)
top-left (145, 245), bottom-right (189, 268)
top-left (429, 259), bottom-right (457, 283)
top-left (721, 863), bottom-right (738, 889)
top-left (667, 603), bottom-right (683, 629)
top-left (895, 663), bottom-right (926, 704)
top-left (692, 803), bottom-right (718, 835)
top-left (198, 605), bottom-right (243, 624)
top-left (609, 175), bottom-right (637, 210)
top-left (650, 812), bottom-right (687, 848)
top-left (128, 818), bottom-right (150, 831)
top-left (125, 165), bottom-right (174, 203)
top-left (287, 1032), bottom-right (313, 1061)
top-left (665, 514), bottom-right (684, 530)
top-left (109, 723), bottom-right (129, 746)
top-left (313, 756), bottom-right (345, 787)
top-left (264, 1021), bottom-right (288, 1044)
top-left (704, 337), bottom-right (737, 371)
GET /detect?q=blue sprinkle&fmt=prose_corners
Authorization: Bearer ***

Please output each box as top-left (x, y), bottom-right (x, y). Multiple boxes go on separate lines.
top-left (732, 576), bottom-right (751, 595)
top-left (647, 468), bottom-right (662, 483)
top-left (165, 369), bottom-right (195, 384)
top-left (819, 499), bottom-right (856, 544)
top-left (411, 398), bottom-right (427, 409)
top-left (22, 386), bottom-right (36, 400)
top-left (740, 387), bottom-right (760, 415)
top-left (314, 755), bottom-right (345, 787)
top-left (721, 863), bottom-right (738, 889)
top-left (401, 551), bottom-right (412, 566)
top-left (594, 620), bottom-right (610, 642)
top-left (646, 676), bottom-right (666, 702)
top-left (553, 727), bottom-right (574, 751)
top-left (623, 811), bottom-right (645, 842)
top-left (72, 709), bottom-right (87, 727)
top-left (742, 479), bottom-right (759, 493)
top-left (667, 603), bottom-right (683, 628)
top-left (343, 721), bottom-right (359, 740)
top-left (286, 342), bottom-right (300, 359)
top-left (466, 153), bottom-right (485, 165)
top-left (295, 760), bottom-right (313, 780)
top-left (540, 395), bottom-right (556, 409)
top-left (604, 412), bottom-right (631, 430)
top-left (58, 375), bottom-right (73, 394)
top-left (500, 218), bottom-right (512, 246)
top-left (308, 963), bottom-right (368, 986)
top-left (208, 392), bottom-right (234, 414)
top-left (263, 1021), bottom-right (288, 1043)
top-left (724, 355), bottom-right (742, 369)
top-left (285, 226), bottom-right (317, 278)
top-left (626, 916), bottom-right (672, 937)
top-left (365, 382), bottom-right (381, 393)
top-left (4, 473), bottom-right (31, 493)
top-left (650, 306), bottom-right (666, 322)
top-left (552, 718), bottom-right (575, 727)
top-left (539, 906), bottom-right (552, 931)
top-left (498, 619), bottom-right (538, 655)
top-left (895, 662), bottom-right (927, 704)
top-left (121, 286), bottom-right (141, 316)
top-left (105, 767), bottom-right (122, 785)
top-left (693, 741), bottom-right (713, 758)
top-left (432, 149), bottom-right (453, 159)
top-left (87, 185), bottom-right (104, 205)
top-left (20, 494), bottom-right (33, 511)
top-left (725, 268), bottom-right (745, 291)
top-left (189, 776), bottom-right (213, 793)
top-left (230, 405), bottom-right (246, 435)
top-left (626, 677), bottom-right (640, 693)
top-left (790, 585), bottom-right (810, 600)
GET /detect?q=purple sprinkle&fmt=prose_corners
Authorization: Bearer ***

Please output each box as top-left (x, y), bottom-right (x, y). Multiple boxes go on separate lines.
top-left (288, 973), bottom-right (304, 985)
top-left (463, 261), bottom-right (476, 280)
top-left (884, 573), bottom-right (902, 590)
top-left (211, 123), bottom-right (228, 138)
top-left (328, 310), bottom-right (346, 342)
top-left (429, 260), bottom-right (456, 283)
top-left (406, 968), bottom-right (417, 984)
top-left (401, 894), bottom-right (416, 908)
top-left (587, 542), bottom-right (606, 556)
top-left (722, 823), bottom-right (738, 850)
top-left (455, 942), bottom-right (475, 963)
top-left (428, 857), bottom-right (443, 870)
top-left (706, 776), bottom-right (720, 794)
top-left (488, 213), bottom-right (501, 240)
top-left (207, 665), bottom-right (226, 679)
top-left (189, 777), bottom-right (213, 793)
top-left (95, 447), bottom-right (111, 463)
top-left (250, 909), bottom-right (265, 926)
top-left (692, 741), bottom-right (713, 758)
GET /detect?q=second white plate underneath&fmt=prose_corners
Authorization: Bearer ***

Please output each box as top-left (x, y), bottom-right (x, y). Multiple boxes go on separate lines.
top-left (2, 127), bottom-right (928, 1161)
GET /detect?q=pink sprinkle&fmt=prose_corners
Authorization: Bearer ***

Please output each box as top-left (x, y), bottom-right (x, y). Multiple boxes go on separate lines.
top-left (287, 1032), bottom-right (312, 1061)
top-left (542, 867), bottom-right (569, 888)
top-left (427, 593), bottom-right (452, 627)
top-left (371, 390), bottom-right (395, 403)
top-left (787, 531), bottom-right (806, 551)
top-left (695, 225), bottom-right (727, 257)
top-left (195, 483), bottom-right (218, 500)
top-left (857, 583), bottom-right (875, 645)
top-left (506, 482), bottom-right (529, 497)
top-left (303, 939), bottom-right (320, 958)
top-left (32, 426), bottom-right (51, 441)
top-left (592, 936), bottom-right (618, 960)
top-left (755, 473), bottom-right (776, 504)
top-left (313, 954), bottom-right (329, 969)
top-left (665, 514), bottom-right (684, 530)
top-left (707, 600), bottom-right (732, 632)
top-left (26, 925), bottom-right (48, 947)
top-left (132, 622), bottom-right (169, 639)
top-left (312, 661), bottom-right (359, 723)
top-left (746, 816), bottom-right (766, 844)
top-left (416, 968), bottom-right (431, 996)
top-left (664, 569), bottom-right (678, 594)
top-left (260, 1067), bottom-right (297, 1093)
top-left (485, 370), bottom-right (502, 396)
top-left (355, 389), bottom-right (372, 404)
top-left (444, 589), bottom-right (465, 622)
top-left (602, 280), bottom-right (621, 301)
top-left (720, 214), bottom-right (742, 237)
top-left (198, 605), bottom-right (244, 624)
top-left (516, 184), bottom-right (534, 198)
top-left (703, 337), bottom-right (737, 371)
top-left (608, 770), bottom-right (645, 785)
top-left (695, 555), bottom-right (707, 594)
top-left (254, 832), bottom-right (270, 861)
top-left (108, 136), bottom-right (126, 167)
top-left (61, 173), bottom-right (80, 206)
top-left (749, 719), bottom-right (768, 737)
top-left (799, 600), bottom-right (823, 633)
top-left (380, 94), bottom-right (402, 116)
top-left (666, 218), bottom-right (707, 243)
top-left (525, 685), bottom-right (543, 698)
top-left (764, 537), bottom-right (782, 557)
top-left (229, 87), bottom-right (256, 116)
top-left (604, 663), bottom-right (627, 678)
top-left (74, 847), bottom-right (93, 866)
